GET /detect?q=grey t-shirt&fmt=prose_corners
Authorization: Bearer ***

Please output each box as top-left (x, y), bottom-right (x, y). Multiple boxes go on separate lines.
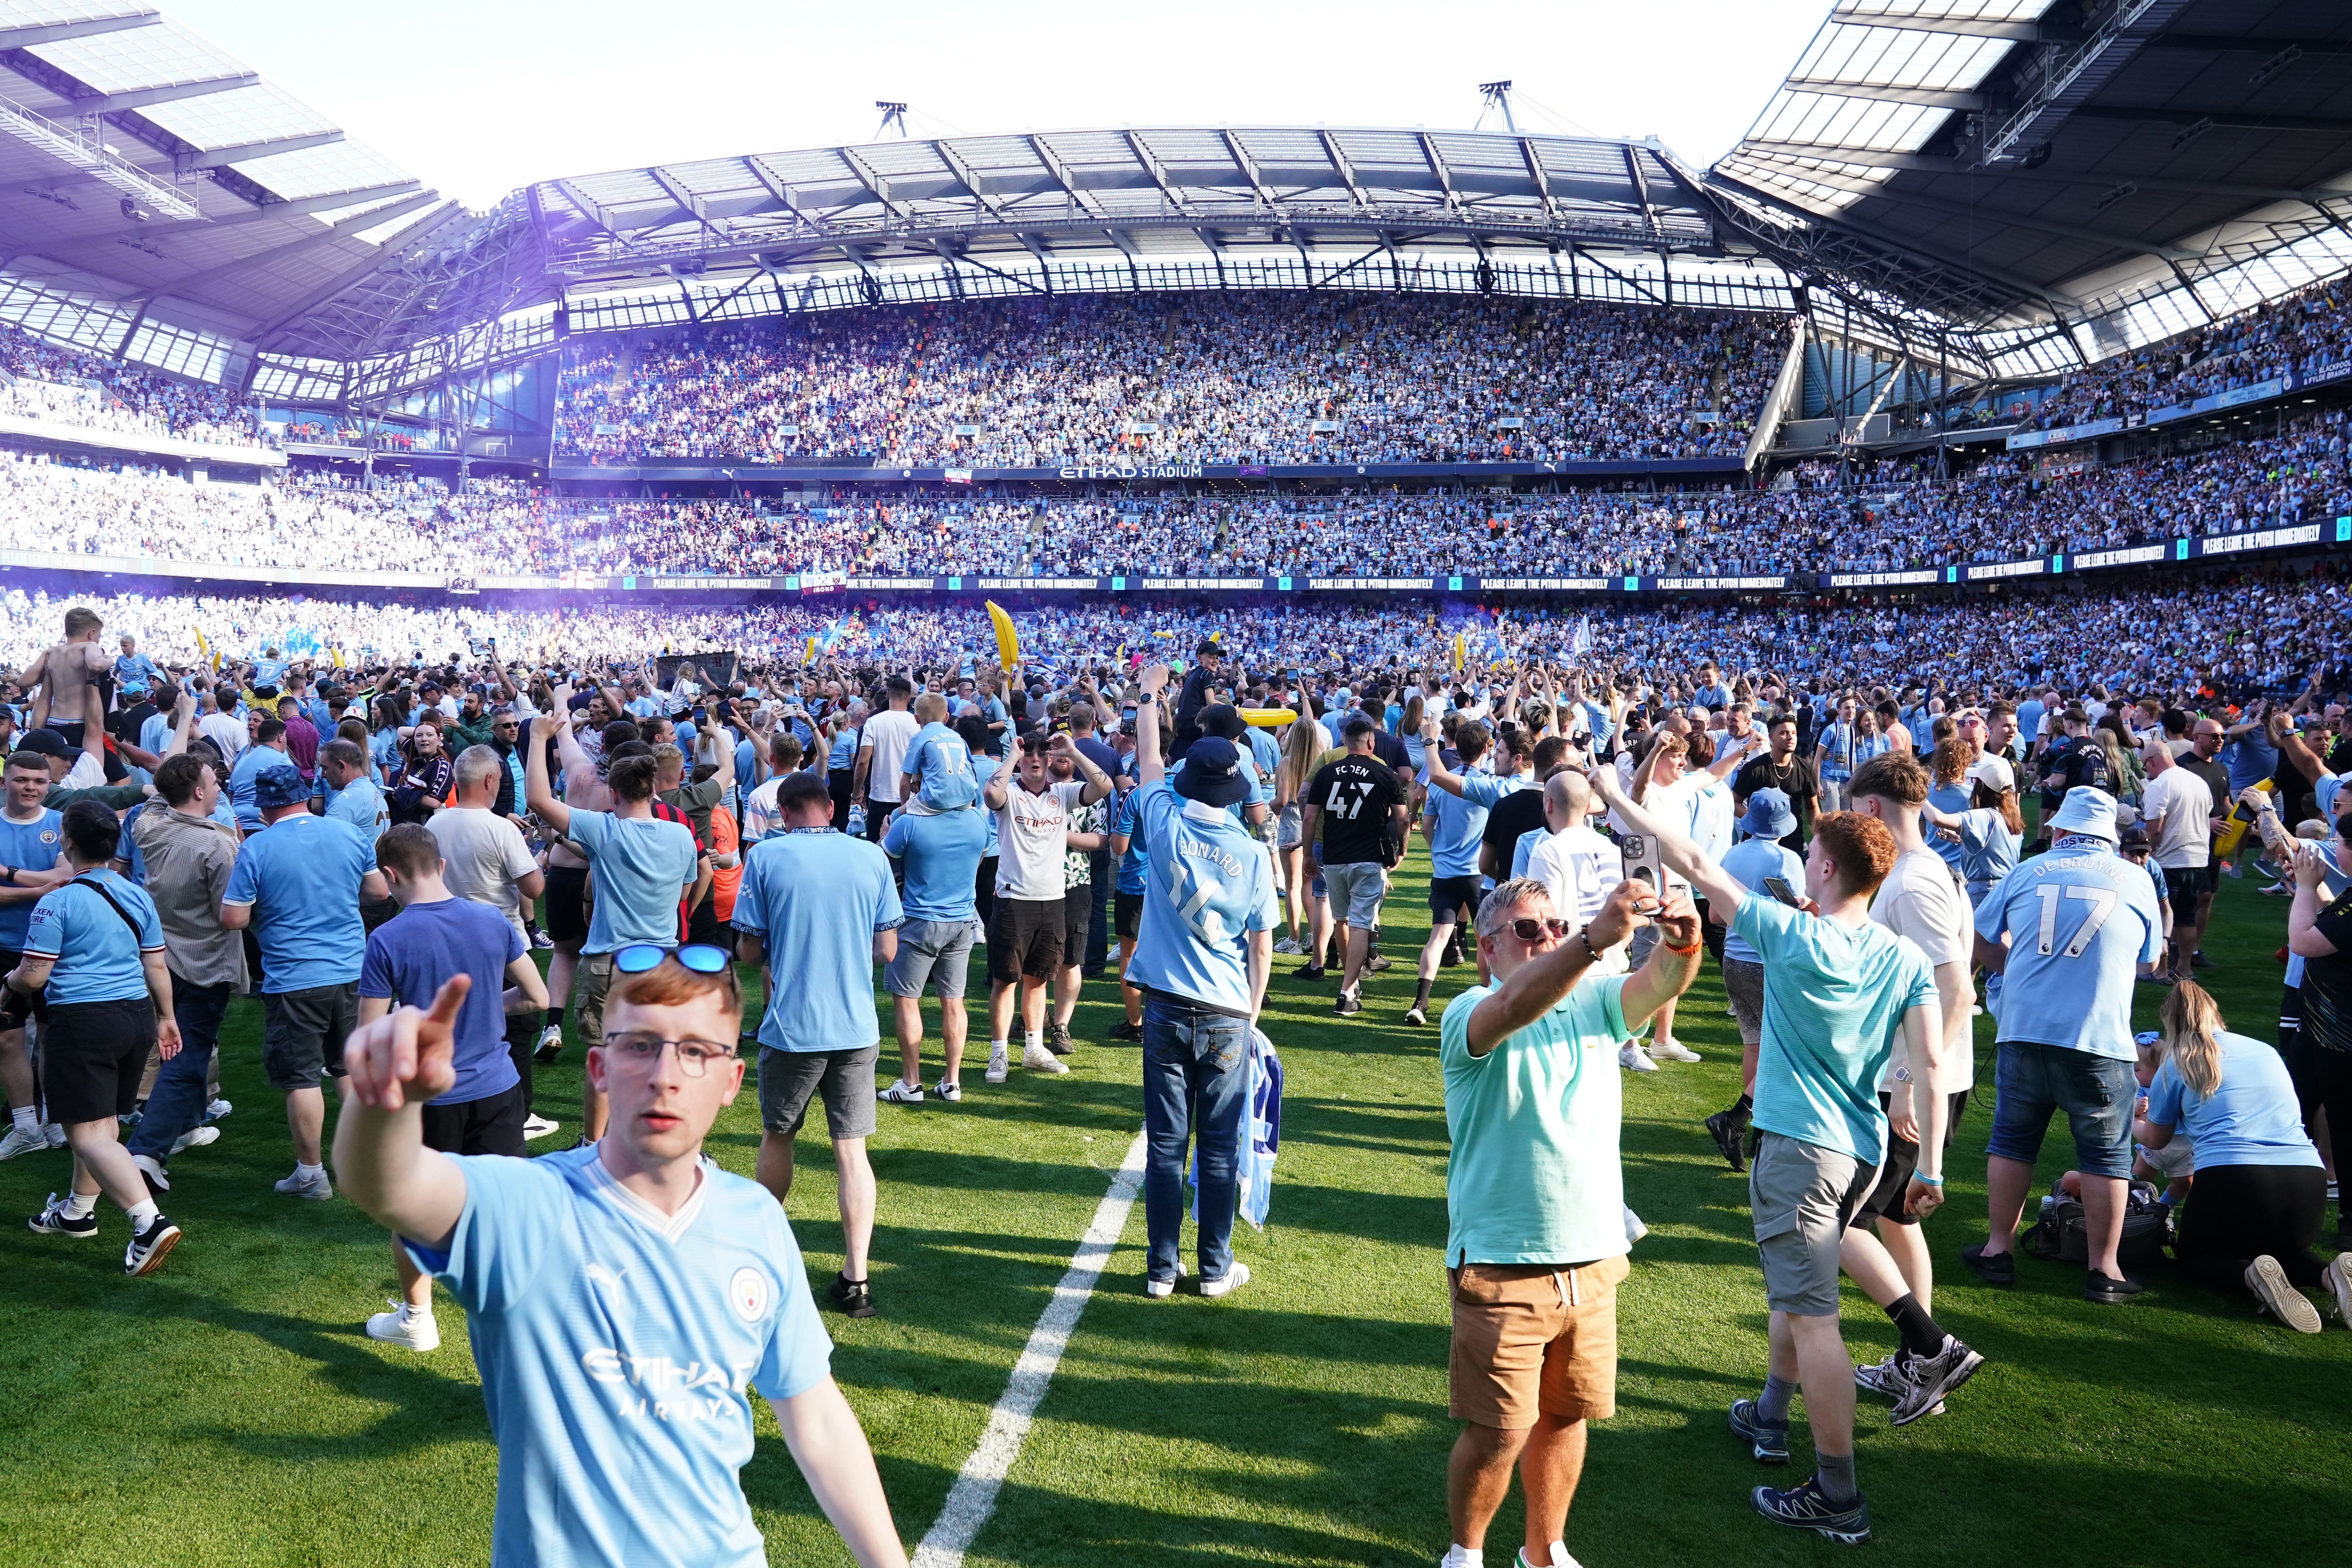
top-left (427, 806), bottom-right (539, 934)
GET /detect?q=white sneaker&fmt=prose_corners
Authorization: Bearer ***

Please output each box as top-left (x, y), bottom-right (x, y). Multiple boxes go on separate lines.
top-left (0, 1123), bottom-right (46, 1160)
top-left (274, 1166), bottom-right (333, 1201)
top-left (522, 1114), bottom-right (561, 1141)
top-left (1200, 1261), bottom-right (1251, 1299)
top-left (204, 1097), bottom-right (233, 1123)
top-left (533, 1024), bottom-right (564, 1062)
top-left (2325, 1253), bottom-right (2352, 1327)
top-left (984, 1045), bottom-right (1009, 1084)
top-left (131, 1152), bottom-right (171, 1192)
top-left (1022, 1044), bottom-right (1070, 1075)
top-left (1273, 936), bottom-right (1302, 955)
top-left (1648, 1037), bottom-right (1702, 1063)
top-left (1618, 1042), bottom-right (1661, 1072)
top-left (1145, 1256), bottom-right (1188, 1298)
top-left (1622, 1205), bottom-right (1648, 1245)
top-left (879, 1079), bottom-right (925, 1104)
top-left (41, 1123), bottom-right (67, 1149)
top-left (169, 1125), bottom-right (220, 1156)
top-left (932, 1079), bottom-right (962, 1103)
top-left (2246, 1255), bottom-right (2322, 1333)
top-left (365, 1299), bottom-right (441, 1352)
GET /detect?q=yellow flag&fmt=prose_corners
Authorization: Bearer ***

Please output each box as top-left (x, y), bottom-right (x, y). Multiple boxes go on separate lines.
top-left (1452, 630), bottom-right (1465, 673)
top-left (193, 625), bottom-right (219, 671)
top-left (984, 600), bottom-right (1019, 669)
top-left (805, 634), bottom-right (819, 663)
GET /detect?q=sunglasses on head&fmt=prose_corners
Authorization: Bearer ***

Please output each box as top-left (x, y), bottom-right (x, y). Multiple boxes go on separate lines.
top-left (614, 943), bottom-right (731, 975)
top-left (1503, 917), bottom-right (1574, 942)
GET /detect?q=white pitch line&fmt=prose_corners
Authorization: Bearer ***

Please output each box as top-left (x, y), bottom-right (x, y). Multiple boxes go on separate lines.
top-left (911, 1126), bottom-right (1149, 1568)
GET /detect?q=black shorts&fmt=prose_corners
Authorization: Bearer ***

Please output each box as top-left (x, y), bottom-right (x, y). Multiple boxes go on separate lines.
top-left (974, 856), bottom-right (998, 925)
top-left (40, 998), bottom-right (156, 1125)
top-left (1428, 874), bottom-right (1484, 926)
top-left (419, 1080), bottom-right (527, 1157)
top-left (988, 897), bottom-right (1063, 984)
top-left (1853, 1089), bottom-right (1974, 1228)
top-left (2164, 862), bottom-right (2216, 904)
top-left (1062, 885), bottom-right (1093, 964)
top-left (1115, 889), bottom-right (1145, 941)
top-left (261, 983), bottom-right (358, 1090)
top-left (544, 864), bottom-right (591, 945)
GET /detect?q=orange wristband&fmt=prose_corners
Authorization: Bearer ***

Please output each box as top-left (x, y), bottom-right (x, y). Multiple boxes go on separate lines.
top-left (1662, 939), bottom-right (1702, 956)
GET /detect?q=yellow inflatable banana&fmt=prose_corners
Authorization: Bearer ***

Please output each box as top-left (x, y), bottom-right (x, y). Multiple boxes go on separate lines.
top-left (985, 600), bottom-right (1019, 669)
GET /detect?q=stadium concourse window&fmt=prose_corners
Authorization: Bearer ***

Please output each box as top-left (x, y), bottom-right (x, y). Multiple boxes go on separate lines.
top-left (549, 294), bottom-right (1782, 468)
top-left (0, 576), bottom-right (2343, 698)
top-left (3, 403), bottom-right (2348, 583)
top-left (2029, 271), bottom-right (2352, 432)
top-left (0, 320), bottom-right (271, 452)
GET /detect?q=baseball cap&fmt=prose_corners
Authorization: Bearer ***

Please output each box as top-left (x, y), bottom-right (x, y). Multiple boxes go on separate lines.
top-left (11, 729), bottom-right (70, 759)
top-left (1966, 755), bottom-right (2016, 793)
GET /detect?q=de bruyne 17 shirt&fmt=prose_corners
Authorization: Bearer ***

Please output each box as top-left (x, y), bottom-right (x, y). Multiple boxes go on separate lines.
top-left (1974, 837), bottom-right (2163, 1061)
top-left (415, 1146), bottom-right (832, 1568)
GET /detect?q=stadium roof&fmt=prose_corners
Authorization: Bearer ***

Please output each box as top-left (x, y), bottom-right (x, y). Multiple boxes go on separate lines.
top-left (1710, 0), bottom-right (2352, 368)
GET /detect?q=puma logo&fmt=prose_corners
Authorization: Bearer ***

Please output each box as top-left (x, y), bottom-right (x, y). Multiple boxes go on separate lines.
top-left (586, 1263), bottom-right (630, 1298)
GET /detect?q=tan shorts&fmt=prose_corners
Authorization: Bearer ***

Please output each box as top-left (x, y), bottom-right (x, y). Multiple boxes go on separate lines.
top-left (572, 950), bottom-right (617, 1050)
top-left (1447, 1254), bottom-right (1630, 1429)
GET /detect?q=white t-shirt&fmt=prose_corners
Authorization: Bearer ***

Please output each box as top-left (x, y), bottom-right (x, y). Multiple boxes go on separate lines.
top-left (860, 709), bottom-right (920, 803)
top-left (2141, 765), bottom-right (2214, 870)
top-left (1528, 824), bottom-right (1624, 933)
top-left (428, 806), bottom-right (540, 934)
top-left (1869, 845), bottom-right (1973, 1092)
top-left (994, 778), bottom-right (1087, 901)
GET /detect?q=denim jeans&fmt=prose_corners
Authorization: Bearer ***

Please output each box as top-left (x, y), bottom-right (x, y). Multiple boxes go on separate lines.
top-left (1985, 1040), bottom-right (2134, 1179)
top-left (127, 977), bottom-right (235, 1159)
top-left (1141, 992), bottom-right (1249, 1284)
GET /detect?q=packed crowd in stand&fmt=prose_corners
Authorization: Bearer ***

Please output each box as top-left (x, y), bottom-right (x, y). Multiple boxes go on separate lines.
top-left (6, 404), bottom-right (2349, 583)
top-left (553, 294), bottom-right (1780, 467)
top-left (0, 322), bottom-right (268, 451)
top-left (2027, 271), bottom-right (2352, 431)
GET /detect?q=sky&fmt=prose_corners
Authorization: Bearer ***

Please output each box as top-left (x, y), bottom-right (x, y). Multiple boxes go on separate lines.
top-left (160, 0), bottom-right (1830, 210)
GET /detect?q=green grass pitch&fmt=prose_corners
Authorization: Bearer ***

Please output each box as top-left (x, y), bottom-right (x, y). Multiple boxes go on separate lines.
top-left (1, 854), bottom-right (2344, 1566)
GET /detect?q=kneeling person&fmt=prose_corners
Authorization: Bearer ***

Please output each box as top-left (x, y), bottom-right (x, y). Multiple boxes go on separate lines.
top-left (334, 953), bottom-right (909, 1568)
top-left (355, 824), bottom-right (548, 1351)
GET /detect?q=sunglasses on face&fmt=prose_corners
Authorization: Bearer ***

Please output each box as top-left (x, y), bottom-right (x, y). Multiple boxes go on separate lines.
top-left (614, 942), bottom-right (731, 975)
top-left (1503, 917), bottom-right (1574, 942)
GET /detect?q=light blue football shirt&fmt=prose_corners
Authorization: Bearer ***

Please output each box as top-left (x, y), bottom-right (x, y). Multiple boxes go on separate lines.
top-left (2143, 1032), bottom-right (2322, 1171)
top-left (564, 809), bottom-right (699, 956)
top-left (1126, 780), bottom-right (1277, 1016)
top-left (1973, 837), bottom-right (2163, 1062)
top-left (880, 805), bottom-right (986, 923)
top-left (223, 814), bottom-right (376, 993)
top-left (1733, 893), bottom-right (1939, 1164)
top-left (731, 829), bottom-right (901, 1052)
top-left (23, 870), bottom-right (164, 1005)
top-left (1423, 775), bottom-right (1505, 880)
top-left (419, 1148), bottom-right (833, 1568)
top-left (901, 720), bottom-right (978, 811)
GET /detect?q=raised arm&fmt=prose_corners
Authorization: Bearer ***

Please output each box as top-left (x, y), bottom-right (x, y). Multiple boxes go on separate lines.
top-left (1417, 715), bottom-right (1467, 798)
top-left (1587, 762), bottom-right (1749, 913)
top-left (1135, 663), bottom-right (1169, 786)
top-left (527, 713), bottom-right (572, 836)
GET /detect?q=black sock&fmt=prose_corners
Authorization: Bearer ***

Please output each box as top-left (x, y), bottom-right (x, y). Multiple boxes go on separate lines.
top-left (1733, 1092), bottom-right (1753, 1115)
top-left (1413, 976), bottom-right (1433, 1008)
top-left (1884, 1292), bottom-right (1946, 1360)
top-left (544, 1006), bottom-right (565, 1029)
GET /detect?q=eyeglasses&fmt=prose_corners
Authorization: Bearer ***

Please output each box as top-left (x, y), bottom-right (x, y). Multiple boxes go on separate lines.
top-left (1503, 917), bottom-right (1574, 942)
top-left (602, 1032), bottom-right (735, 1076)
top-left (614, 942), bottom-right (732, 975)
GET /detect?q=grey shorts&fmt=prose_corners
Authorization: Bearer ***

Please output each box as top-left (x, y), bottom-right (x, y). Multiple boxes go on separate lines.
top-left (1749, 1131), bottom-right (1878, 1317)
top-left (1721, 957), bottom-right (1766, 1048)
top-left (261, 982), bottom-right (359, 1090)
top-left (886, 918), bottom-right (974, 1000)
top-left (758, 1044), bottom-right (880, 1141)
top-left (1322, 859), bottom-right (1386, 929)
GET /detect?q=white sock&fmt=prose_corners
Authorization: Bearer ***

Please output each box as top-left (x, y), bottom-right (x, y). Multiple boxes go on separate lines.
top-left (1025, 1031), bottom-right (1042, 1054)
top-left (1442, 1547), bottom-right (1483, 1568)
top-left (125, 1197), bottom-right (159, 1229)
top-left (295, 1161), bottom-right (324, 1182)
top-left (63, 1190), bottom-right (99, 1220)
top-left (402, 1299), bottom-right (431, 1321)
top-left (9, 1106), bottom-right (33, 1133)
top-left (990, 1039), bottom-right (1008, 1055)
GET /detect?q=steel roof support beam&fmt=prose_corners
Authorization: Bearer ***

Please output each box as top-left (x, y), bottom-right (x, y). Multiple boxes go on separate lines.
top-left (1320, 130), bottom-right (1371, 211)
top-left (1221, 130), bottom-right (1275, 208)
top-left (0, 11), bottom-right (160, 49)
top-left (1418, 132), bottom-right (1458, 213)
top-left (1027, 134), bottom-right (1105, 219)
top-left (647, 165), bottom-right (719, 233)
top-left (1822, 183), bottom-right (2195, 261)
top-left (740, 156), bottom-right (829, 236)
top-left (1124, 130), bottom-right (1193, 216)
top-left (1783, 78), bottom-right (1985, 112)
top-left (248, 198), bottom-right (461, 340)
top-left (155, 188), bottom-right (443, 299)
top-left (1825, 9), bottom-right (2051, 43)
top-left (837, 144), bottom-right (910, 219)
top-left (34, 71), bottom-right (262, 115)
top-left (934, 138), bottom-right (1009, 219)
top-left (2066, 106), bottom-right (2352, 136)
top-left (173, 128), bottom-right (343, 172)
top-left (1623, 143), bottom-right (1658, 240)
top-left (1735, 141), bottom-right (2314, 202)
top-left (1516, 137), bottom-right (1558, 223)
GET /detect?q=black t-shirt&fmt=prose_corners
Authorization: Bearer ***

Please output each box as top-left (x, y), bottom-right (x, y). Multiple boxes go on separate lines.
top-left (1307, 755), bottom-right (1405, 865)
top-left (2328, 734), bottom-right (2352, 776)
top-left (1733, 753), bottom-right (1818, 847)
top-left (1483, 784), bottom-right (1546, 876)
top-left (2298, 885), bottom-right (2352, 1054)
top-left (2042, 736), bottom-right (2111, 808)
top-left (2180, 753), bottom-right (2229, 820)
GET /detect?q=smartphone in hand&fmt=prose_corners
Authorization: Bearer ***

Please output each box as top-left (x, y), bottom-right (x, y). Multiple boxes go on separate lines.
top-left (1619, 833), bottom-right (1668, 908)
top-left (1761, 875), bottom-right (1803, 908)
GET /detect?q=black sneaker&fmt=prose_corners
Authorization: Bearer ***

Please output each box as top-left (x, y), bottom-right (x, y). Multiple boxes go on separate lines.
top-left (1728, 1398), bottom-right (1789, 1464)
top-left (2191, 950), bottom-right (2213, 969)
top-left (1106, 1019), bottom-right (1142, 1043)
top-left (1403, 1003), bottom-right (1428, 1026)
top-left (2085, 1269), bottom-right (2145, 1305)
top-left (1960, 1243), bottom-right (2015, 1287)
top-left (1891, 1336), bottom-right (1983, 1426)
top-left (1440, 938), bottom-right (1464, 967)
top-left (1751, 1476), bottom-right (1870, 1545)
top-left (28, 1193), bottom-right (97, 1238)
top-left (1292, 964), bottom-right (1327, 982)
top-left (828, 1272), bottom-right (877, 1319)
top-left (1704, 1109), bottom-right (1748, 1173)
top-left (1044, 1021), bottom-right (1075, 1056)
top-left (125, 1213), bottom-right (182, 1276)
top-left (1334, 988), bottom-right (1363, 1017)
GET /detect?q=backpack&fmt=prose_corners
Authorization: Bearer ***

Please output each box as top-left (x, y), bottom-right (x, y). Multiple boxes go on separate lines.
top-left (2021, 1180), bottom-right (2171, 1269)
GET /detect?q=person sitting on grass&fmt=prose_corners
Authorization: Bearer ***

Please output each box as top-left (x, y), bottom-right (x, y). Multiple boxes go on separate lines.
top-left (2137, 978), bottom-right (2351, 1333)
top-left (334, 954), bottom-right (910, 1568)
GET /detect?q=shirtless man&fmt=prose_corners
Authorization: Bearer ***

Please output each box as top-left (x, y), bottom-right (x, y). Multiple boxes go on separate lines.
top-left (18, 607), bottom-right (111, 745)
